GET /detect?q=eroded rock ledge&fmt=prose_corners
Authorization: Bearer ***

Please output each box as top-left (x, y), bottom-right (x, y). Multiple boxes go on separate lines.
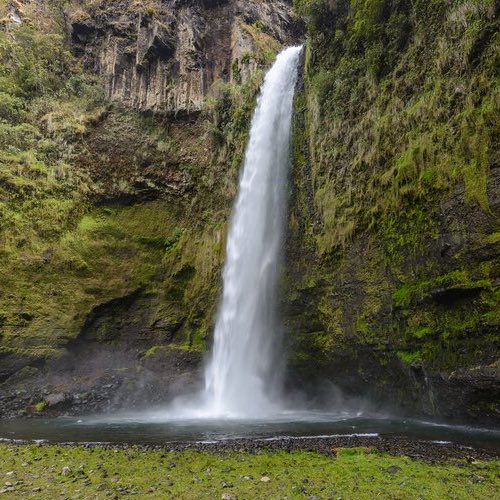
top-left (69, 0), bottom-right (302, 114)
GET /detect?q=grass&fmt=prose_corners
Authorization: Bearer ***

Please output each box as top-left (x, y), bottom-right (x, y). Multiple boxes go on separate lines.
top-left (0, 444), bottom-right (499, 499)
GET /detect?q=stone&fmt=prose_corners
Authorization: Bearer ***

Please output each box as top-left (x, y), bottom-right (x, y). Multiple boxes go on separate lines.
top-left (385, 466), bottom-right (401, 474)
top-left (221, 494), bottom-right (236, 500)
top-left (68, 0), bottom-right (300, 115)
top-left (61, 466), bottom-right (72, 476)
top-left (46, 393), bottom-right (67, 407)
top-left (260, 476), bottom-right (271, 483)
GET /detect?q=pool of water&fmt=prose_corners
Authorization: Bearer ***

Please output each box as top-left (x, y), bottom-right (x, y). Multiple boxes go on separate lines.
top-left (1, 411), bottom-right (499, 451)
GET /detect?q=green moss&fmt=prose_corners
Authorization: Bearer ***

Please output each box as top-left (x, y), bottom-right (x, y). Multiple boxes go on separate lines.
top-left (484, 232), bottom-right (500, 245)
top-left (287, 0), bottom-right (499, 384)
top-left (205, 67), bottom-right (267, 180)
top-left (1, 197), bottom-right (212, 353)
top-left (397, 350), bottom-right (422, 365)
top-left (413, 326), bottom-right (433, 339)
top-left (33, 401), bottom-right (47, 413)
top-left (392, 269), bottom-right (491, 308)
top-left (390, 262), bottom-right (499, 370)
top-left (356, 317), bottom-right (370, 334)
top-left (240, 22), bottom-right (280, 65)
top-left (143, 343), bottom-right (203, 357)
top-left (296, 0), bottom-right (498, 255)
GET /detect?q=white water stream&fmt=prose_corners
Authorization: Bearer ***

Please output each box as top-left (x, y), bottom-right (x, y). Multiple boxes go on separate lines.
top-left (202, 45), bottom-right (303, 417)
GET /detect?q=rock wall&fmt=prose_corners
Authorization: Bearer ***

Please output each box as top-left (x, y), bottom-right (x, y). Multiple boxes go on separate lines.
top-left (69, 0), bottom-right (302, 114)
top-left (0, 0), bottom-right (301, 417)
top-left (284, 0), bottom-right (499, 423)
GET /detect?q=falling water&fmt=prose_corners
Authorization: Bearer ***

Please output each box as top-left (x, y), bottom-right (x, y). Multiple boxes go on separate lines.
top-left (204, 45), bottom-right (303, 417)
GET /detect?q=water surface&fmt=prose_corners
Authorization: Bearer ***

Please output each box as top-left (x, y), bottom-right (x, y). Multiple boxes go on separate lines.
top-left (1, 412), bottom-right (498, 452)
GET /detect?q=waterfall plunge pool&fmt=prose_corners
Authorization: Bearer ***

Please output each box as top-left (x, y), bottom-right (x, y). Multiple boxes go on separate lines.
top-left (1, 413), bottom-right (499, 452)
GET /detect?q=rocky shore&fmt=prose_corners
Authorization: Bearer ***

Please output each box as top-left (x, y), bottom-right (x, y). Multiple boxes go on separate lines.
top-left (0, 434), bottom-right (498, 463)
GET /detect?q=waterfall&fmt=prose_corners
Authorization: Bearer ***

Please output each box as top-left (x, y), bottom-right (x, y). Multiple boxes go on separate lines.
top-left (203, 46), bottom-right (303, 417)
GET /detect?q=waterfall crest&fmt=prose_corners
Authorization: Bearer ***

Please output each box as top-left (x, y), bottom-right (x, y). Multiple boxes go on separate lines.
top-left (203, 45), bottom-right (303, 417)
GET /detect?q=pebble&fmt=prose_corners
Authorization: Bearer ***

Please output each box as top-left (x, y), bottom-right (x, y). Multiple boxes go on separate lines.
top-left (5, 472), bottom-right (15, 477)
top-left (221, 494), bottom-right (236, 500)
top-left (261, 476), bottom-right (271, 483)
top-left (385, 465), bottom-right (401, 474)
top-left (61, 466), bottom-right (72, 476)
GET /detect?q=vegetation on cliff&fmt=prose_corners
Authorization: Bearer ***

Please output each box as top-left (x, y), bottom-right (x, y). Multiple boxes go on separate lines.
top-left (0, 0), bottom-right (284, 406)
top-left (286, 0), bottom-right (499, 419)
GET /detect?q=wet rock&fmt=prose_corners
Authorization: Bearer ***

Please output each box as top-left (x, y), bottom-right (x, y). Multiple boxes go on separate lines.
top-left (46, 393), bottom-right (68, 408)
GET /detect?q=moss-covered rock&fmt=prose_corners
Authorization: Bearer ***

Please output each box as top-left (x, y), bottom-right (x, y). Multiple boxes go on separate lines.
top-left (0, 0), bottom-right (298, 416)
top-left (285, 0), bottom-right (499, 422)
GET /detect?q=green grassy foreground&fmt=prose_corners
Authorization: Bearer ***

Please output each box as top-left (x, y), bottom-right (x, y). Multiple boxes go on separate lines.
top-left (0, 444), bottom-right (498, 499)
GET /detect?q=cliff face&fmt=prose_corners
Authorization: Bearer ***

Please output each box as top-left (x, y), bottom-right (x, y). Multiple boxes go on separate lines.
top-left (285, 0), bottom-right (499, 422)
top-left (0, 0), bottom-right (300, 416)
top-left (69, 0), bottom-right (301, 113)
